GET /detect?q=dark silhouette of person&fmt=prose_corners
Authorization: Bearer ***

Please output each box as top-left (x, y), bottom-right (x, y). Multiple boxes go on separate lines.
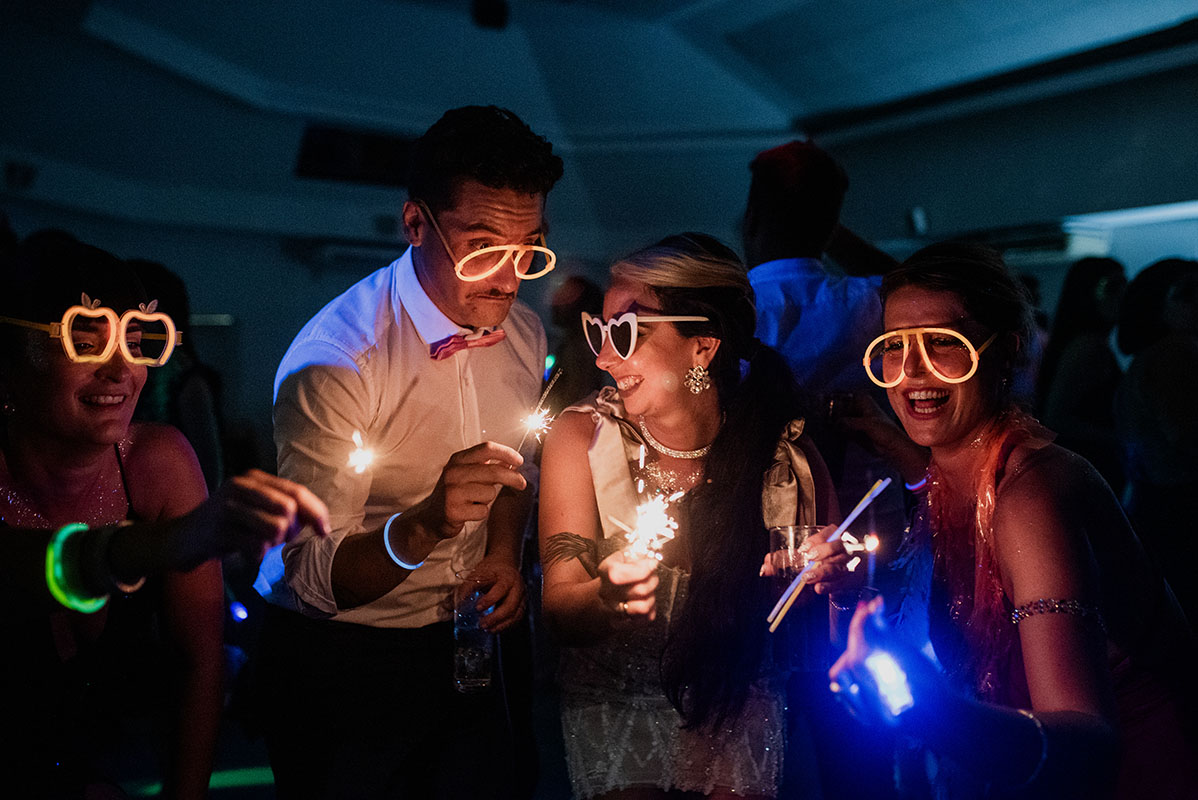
top-left (1038, 257), bottom-right (1127, 494)
top-left (1115, 258), bottom-right (1198, 625)
top-left (129, 259), bottom-right (226, 492)
top-left (743, 139), bottom-right (904, 800)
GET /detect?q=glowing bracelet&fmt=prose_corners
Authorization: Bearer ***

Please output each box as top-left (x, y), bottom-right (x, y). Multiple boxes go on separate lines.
top-left (45, 523), bottom-right (109, 613)
top-left (382, 512), bottom-right (424, 570)
top-left (904, 476), bottom-right (928, 492)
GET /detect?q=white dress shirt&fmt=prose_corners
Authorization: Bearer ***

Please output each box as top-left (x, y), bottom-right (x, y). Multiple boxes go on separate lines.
top-left (257, 247), bottom-right (546, 628)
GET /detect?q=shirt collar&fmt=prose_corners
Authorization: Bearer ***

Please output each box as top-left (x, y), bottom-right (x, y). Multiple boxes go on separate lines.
top-left (394, 246), bottom-right (495, 347)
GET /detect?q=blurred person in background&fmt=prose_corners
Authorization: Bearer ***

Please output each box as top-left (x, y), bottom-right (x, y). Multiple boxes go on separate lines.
top-left (130, 258), bottom-right (225, 492)
top-left (1115, 257), bottom-right (1198, 625)
top-left (1037, 257), bottom-right (1126, 495)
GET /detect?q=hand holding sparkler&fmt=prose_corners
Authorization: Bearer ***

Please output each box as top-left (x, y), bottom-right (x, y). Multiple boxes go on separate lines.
top-left (597, 551), bottom-right (660, 623)
top-left (412, 441), bottom-right (527, 541)
top-left (598, 488), bottom-right (683, 623)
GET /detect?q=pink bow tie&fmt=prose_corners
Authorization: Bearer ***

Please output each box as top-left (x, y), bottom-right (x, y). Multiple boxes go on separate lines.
top-left (429, 328), bottom-right (506, 360)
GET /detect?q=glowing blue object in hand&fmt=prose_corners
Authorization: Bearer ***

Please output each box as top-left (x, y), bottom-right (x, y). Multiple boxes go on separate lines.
top-left (864, 651), bottom-right (914, 717)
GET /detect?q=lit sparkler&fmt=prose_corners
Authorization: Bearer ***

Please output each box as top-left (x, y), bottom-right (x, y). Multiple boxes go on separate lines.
top-left (517, 368), bottom-right (562, 452)
top-left (347, 430), bottom-right (374, 474)
top-left (608, 491), bottom-right (684, 562)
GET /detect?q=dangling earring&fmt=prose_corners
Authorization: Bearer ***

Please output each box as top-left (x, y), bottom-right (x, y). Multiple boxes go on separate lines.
top-left (684, 364), bottom-right (711, 394)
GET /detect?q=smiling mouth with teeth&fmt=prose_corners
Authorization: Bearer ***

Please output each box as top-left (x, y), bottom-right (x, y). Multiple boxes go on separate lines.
top-left (616, 376), bottom-right (642, 392)
top-left (81, 395), bottom-right (127, 407)
top-left (905, 388), bottom-right (950, 415)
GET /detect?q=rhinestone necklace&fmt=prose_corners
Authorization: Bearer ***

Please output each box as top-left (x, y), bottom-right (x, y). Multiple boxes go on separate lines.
top-left (637, 415), bottom-right (714, 459)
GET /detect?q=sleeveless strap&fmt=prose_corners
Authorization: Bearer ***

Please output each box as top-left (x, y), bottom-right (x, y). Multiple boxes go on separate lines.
top-left (114, 440), bottom-right (137, 519)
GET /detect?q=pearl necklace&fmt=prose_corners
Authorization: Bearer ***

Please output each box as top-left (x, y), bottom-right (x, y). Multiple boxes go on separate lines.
top-left (637, 415), bottom-right (714, 459)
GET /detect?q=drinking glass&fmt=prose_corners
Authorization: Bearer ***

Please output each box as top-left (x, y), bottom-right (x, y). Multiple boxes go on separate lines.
top-left (453, 570), bottom-right (494, 693)
top-left (768, 524), bottom-right (822, 578)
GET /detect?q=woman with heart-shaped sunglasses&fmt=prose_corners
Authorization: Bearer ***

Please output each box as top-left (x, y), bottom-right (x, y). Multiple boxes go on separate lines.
top-left (539, 233), bottom-right (849, 800)
top-left (0, 231), bottom-right (222, 798)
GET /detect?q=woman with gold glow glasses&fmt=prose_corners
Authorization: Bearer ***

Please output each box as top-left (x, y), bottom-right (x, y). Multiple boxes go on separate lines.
top-left (830, 242), bottom-right (1196, 799)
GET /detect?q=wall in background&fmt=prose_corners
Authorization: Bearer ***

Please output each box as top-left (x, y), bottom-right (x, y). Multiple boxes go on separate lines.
top-left (829, 63), bottom-right (1198, 244)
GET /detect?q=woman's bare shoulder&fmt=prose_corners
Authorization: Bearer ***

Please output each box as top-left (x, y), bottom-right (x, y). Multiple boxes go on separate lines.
top-left (124, 422), bottom-right (207, 517)
top-left (1002, 442), bottom-right (1110, 505)
top-left (127, 420), bottom-right (194, 453)
top-left (545, 408), bottom-right (598, 447)
top-left (993, 443), bottom-right (1109, 594)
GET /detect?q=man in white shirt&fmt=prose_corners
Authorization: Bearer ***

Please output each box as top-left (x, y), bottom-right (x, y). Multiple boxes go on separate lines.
top-left (255, 105), bottom-right (563, 799)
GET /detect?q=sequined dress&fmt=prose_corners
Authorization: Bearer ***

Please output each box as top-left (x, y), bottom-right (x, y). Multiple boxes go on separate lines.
top-left (557, 389), bottom-right (788, 799)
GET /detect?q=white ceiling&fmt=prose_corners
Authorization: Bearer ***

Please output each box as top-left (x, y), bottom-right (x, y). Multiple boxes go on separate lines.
top-left (4, 0), bottom-right (1198, 250)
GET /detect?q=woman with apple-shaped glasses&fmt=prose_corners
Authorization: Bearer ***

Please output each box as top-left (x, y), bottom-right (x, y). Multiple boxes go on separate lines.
top-left (0, 231), bottom-right (222, 799)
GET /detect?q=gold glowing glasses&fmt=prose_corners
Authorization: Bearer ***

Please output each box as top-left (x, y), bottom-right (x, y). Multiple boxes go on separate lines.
top-left (863, 326), bottom-right (996, 388)
top-left (416, 200), bottom-right (556, 283)
top-left (0, 301), bottom-right (179, 366)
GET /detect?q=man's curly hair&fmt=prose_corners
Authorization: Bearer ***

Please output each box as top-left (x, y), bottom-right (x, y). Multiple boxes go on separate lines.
top-left (408, 106), bottom-right (563, 212)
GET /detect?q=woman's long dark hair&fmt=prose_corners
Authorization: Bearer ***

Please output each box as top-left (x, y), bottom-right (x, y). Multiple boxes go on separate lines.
top-left (611, 233), bottom-right (805, 730)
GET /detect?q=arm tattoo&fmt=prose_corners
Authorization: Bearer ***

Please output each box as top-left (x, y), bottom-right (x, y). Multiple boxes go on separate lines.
top-left (542, 532), bottom-right (599, 577)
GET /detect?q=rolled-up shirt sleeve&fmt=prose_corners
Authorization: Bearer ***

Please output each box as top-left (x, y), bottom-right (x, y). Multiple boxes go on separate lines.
top-left (273, 352), bottom-right (375, 616)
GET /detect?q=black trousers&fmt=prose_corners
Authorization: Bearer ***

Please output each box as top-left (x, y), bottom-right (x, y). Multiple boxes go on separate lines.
top-left (254, 605), bottom-right (518, 800)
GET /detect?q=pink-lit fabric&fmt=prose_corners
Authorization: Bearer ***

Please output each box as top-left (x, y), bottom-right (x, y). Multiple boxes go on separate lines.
top-left (921, 408), bottom-right (1054, 701)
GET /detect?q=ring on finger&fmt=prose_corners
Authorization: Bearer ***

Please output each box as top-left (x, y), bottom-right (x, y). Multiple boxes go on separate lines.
top-left (618, 600), bottom-right (630, 616)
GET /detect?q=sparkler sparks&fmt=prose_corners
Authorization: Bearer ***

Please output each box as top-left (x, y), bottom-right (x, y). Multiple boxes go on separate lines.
top-left (609, 491), bottom-right (684, 561)
top-left (517, 369), bottom-right (562, 452)
top-left (347, 430), bottom-right (374, 474)
top-left (836, 531), bottom-right (879, 574)
top-left (520, 408), bottom-right (554, 444)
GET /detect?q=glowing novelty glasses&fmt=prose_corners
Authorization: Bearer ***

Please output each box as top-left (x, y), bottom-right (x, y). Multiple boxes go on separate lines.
top-left (0, 304), bottom-right (179, 366)
top-left (863, 327), bottom-right (996, 388)
top-left (581, 311), bottom-right (710, 360)
top-left (416, 200), bottom-right (556, 283)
